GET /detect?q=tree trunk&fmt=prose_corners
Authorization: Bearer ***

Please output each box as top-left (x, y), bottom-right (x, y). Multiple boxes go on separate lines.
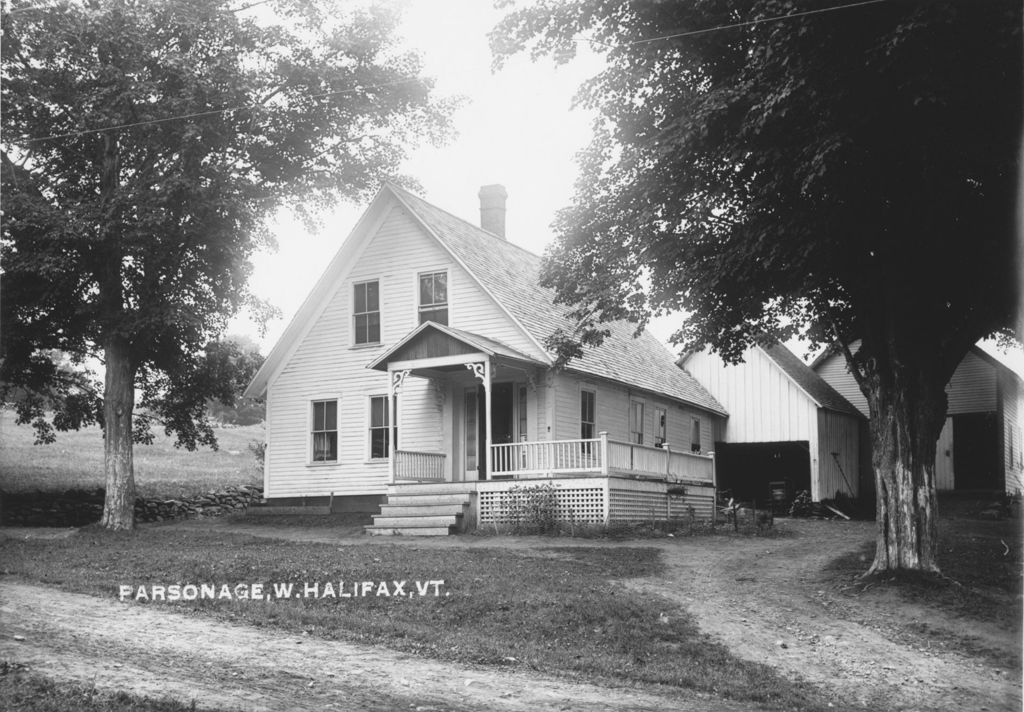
top-left (862, 347), bottom-right (948, 574)
top-left (100, 336), bottom-right (136, 530)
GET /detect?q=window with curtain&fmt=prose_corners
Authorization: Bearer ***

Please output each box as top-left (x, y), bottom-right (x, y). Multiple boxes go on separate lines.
top-left (311, 400), bottom-right (338, 462)
top-left (418, 271), bottom-right (448, 325)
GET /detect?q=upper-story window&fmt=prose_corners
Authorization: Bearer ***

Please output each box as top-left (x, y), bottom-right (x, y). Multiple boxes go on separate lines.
top-left (691, 417), bottom-right (702, 453)
top-left (418, 271), bottom-right (448, 325)
top-left (353, 280), bottom-right (380, 345)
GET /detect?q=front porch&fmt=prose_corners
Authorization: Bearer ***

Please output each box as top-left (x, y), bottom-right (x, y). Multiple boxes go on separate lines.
top-left (366, 473), bottom-right (717, 536)
top-left (394, 432), bottom-right (714, 483)
top-left (365, 321), bottom-right (717, 535)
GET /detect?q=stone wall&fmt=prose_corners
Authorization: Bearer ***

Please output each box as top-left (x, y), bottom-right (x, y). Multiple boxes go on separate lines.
top-left (0, 485), bottom-right (264, 527)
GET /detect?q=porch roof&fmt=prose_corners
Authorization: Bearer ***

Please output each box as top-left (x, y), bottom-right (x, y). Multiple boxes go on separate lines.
top-left (367, 321), bottom-right (546, 372)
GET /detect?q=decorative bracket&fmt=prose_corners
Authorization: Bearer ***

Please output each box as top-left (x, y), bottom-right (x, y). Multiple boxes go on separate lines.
top-left (465, 361), bottom-right (486, 382)
top-left (526, 372), bottom-right (537, 392)
top-left (391, 369), bottom-right (411, 393)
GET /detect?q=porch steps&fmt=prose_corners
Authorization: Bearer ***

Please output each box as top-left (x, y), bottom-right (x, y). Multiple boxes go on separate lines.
top-left (365, 488), bottom-right (473, 536)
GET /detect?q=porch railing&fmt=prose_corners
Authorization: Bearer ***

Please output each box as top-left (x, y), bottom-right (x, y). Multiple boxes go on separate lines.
top-left (394, 450), bottom-right (446, 481)
top-left (607, 439), bottom-right (713, 481)
top-left (491, 438), bottom-right (604, 477)
top-left (490, 433), bottom-right (714, 482)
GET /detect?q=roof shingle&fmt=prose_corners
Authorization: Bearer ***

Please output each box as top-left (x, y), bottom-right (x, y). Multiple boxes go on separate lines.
top-left (390, 185), bottom-right (727, 415)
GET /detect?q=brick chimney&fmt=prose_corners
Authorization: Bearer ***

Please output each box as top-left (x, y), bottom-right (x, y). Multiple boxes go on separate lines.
top-left (478, 184), bottom-right (508, 239)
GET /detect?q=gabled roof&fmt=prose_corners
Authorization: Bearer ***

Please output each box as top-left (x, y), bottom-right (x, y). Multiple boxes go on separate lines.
top-left (388, 186), bottom-right (727, 415)
top-left (247, 183), bottom-right (727, 415)
top-left (367, 321), bottom-right (545, 371)
top-left (811, 340), bottom-right (1024, 388)
top-left (759, 342), bottom-right (864, 417)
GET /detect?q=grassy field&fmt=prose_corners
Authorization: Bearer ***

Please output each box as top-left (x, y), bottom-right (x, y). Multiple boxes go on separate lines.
top-left (0, 409), bottom-right (263, 499)
top-left (0, 528), bottom-right (829, 711)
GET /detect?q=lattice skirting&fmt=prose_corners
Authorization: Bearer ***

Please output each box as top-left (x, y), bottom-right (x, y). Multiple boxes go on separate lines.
top-left (476, 477), bottom-right (715, 524)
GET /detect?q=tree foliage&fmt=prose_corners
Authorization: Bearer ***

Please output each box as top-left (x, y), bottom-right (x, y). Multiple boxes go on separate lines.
top-left (493, 1), bottom-right (1022, 572)
top-left (1, 0), bottom-right (451, 439)
top-left (1, 0), bottom-right (453, 527)
top-left (493, 0), bottom-right (1020, 364)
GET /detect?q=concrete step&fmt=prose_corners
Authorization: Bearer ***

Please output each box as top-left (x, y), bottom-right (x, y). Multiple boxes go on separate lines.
top-left (366, 526), bottom-right (452, 537)
top-left (383, 493), bottom-right (471, 506)
top-left (370, 514), bottom-right (461, 529)
top-left (379, 503), bottom-right (467, 517)
top-left (387, 482), bottom-right (478, 496)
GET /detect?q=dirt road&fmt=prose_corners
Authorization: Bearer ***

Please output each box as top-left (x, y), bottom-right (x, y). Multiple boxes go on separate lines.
top-left (630, 520), bottom-right (1021, 712)
top-left (1, 517), bottom-right (1019, 712)
top-left (0, 579), bottom-right (748, 712)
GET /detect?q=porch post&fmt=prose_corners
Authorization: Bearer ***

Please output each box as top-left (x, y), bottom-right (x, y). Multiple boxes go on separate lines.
top-left (484, 358), bottom-right (493, 480)
top-left (599, 431), bottom-right (609, 475)
top-left (388, 367), bottom-right (396, 484)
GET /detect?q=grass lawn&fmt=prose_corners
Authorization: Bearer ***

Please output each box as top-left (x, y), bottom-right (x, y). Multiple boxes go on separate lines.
top-left (0, 409), bottom-right (263, 499)
top-left (0, 667), bottom-right (220, 712)
top-left (0, 527), bottom-right (830, 711)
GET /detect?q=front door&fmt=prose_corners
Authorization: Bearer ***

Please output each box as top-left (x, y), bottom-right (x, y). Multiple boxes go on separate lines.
top-left (463, 382), bottom-right (516, 480)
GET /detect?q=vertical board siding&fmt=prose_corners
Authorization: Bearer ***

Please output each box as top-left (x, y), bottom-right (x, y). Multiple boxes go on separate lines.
top-left (935, 417), bottom-right (955, 490)
top-left (817, 410), bottom-right (862, 499)
top-left (686, 347), bottom-right (827, 499)
top-left (266, 206), bottom-right (541, 498)
top-left (686, 349), bottom-right (819, 444)
top-left (1000, 373), bottom-right (1024, 493)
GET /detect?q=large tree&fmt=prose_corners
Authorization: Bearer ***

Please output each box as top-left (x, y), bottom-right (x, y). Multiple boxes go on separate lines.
top-left (1, 0), bottom-right (452, 529)
top-left (493, 1), bottom-right (1021, 572)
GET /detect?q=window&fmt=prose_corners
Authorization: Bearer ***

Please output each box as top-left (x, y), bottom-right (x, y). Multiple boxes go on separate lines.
top-left (580, 390), bottom-right (596, 440)
top-left (418, 271), bottom-right (448, 325)
top-left (518, 385), bottom-right (528, 440)
top-left (353, 280), bottom-right (380, 345)
top-left (311, 400), bottom-right (338, 462)
top-left (691, 417), bottom-right (702, 453)
top-left (369, 395), bottom-right (396, 459)
top-left (654, 407), bottom-right (667, 448)
top-left (629, 400), bottom-right (644, 445)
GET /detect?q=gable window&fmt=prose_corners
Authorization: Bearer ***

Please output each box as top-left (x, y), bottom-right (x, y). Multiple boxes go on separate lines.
top-left (369, 395), bottom-right (396, 460)
top-left (353, 280), bottom-right (380, 345)
top-left (691, 417), bottom-right (702, 453)
top-left (311, 400), bottom-right (338, 462)
top-left (654, 407), bottom-right (667, 448)
top-left (418, 271), bottom-right (448, 325)
top-left (629, 400), bottom-right (644, 445)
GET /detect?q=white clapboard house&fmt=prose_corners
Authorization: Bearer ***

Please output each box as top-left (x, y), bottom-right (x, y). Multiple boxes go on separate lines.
top-left (245, 184), bottom-right (728, 534)
top-left (813, 342), bottom-right (1024, 494)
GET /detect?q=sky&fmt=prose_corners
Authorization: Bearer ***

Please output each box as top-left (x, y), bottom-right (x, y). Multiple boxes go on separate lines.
top-left (234, 0), bottom-right (611, 351)
top-left (230, 0), bottom-right (1024, 376)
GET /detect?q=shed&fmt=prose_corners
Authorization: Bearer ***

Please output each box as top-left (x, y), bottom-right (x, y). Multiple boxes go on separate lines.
top-left (682, 342), bottom-right (868, 503)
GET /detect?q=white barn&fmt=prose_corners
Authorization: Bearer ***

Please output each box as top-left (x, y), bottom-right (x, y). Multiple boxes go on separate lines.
top-left (683, 342), bottom-right (868, 504)
top-left (813, 343), bottom-right (1024, 493)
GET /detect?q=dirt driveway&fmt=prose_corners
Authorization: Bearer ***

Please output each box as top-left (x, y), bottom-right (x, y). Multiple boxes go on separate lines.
top-left (2, 517), bottom-right (1020, 712)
